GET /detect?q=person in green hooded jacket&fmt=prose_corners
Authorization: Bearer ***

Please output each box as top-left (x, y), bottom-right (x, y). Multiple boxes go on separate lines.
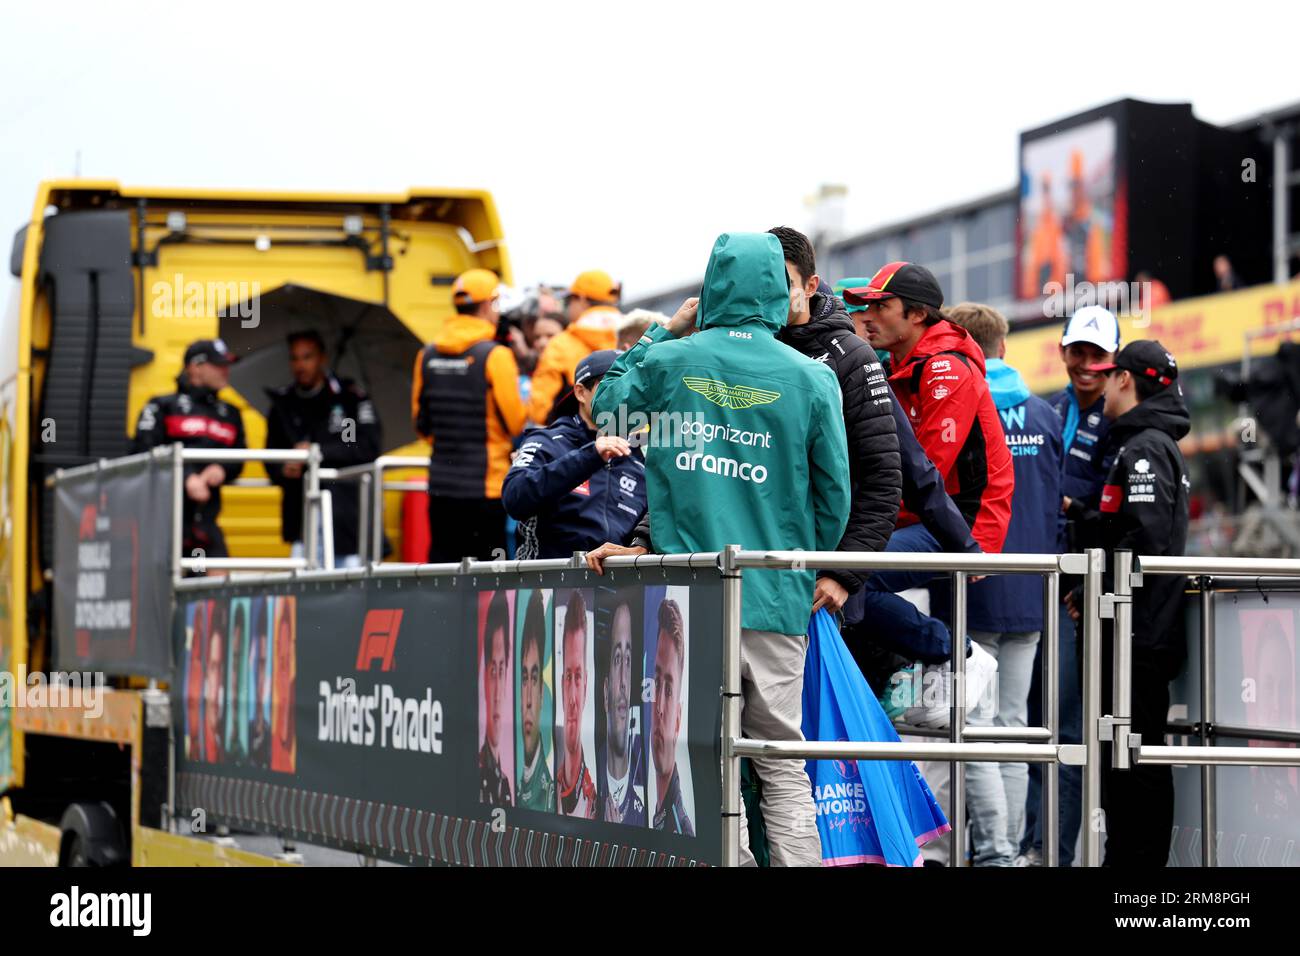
top-left (590, 232), bottom-right (851, 866)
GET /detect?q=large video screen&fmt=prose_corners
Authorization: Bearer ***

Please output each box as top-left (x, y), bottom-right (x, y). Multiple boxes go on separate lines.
top-left (1018, 116), bottom-right (1121, 299)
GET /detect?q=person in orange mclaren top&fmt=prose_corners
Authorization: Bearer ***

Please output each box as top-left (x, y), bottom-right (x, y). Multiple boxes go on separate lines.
top-left (527, 269), bottom-right (622, 424)
top-left (412, 268), bottom-right (527, 561)
top-left (1021, 172), bottom-right (1067, 299)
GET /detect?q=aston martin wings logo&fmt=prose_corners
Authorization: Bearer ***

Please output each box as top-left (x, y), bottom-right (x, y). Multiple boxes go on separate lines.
top-left (682, 377), bottom-right (781, 410)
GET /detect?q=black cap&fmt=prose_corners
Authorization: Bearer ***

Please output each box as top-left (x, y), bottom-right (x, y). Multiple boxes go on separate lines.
top-left (574, 349), bottom-right (618, 388)
top-left (1088, 340), bottom-right (1178, 387)
top-left (183, 338), bottom-right (237, 367)
top-left (841, 261), bottom-right (944, 310)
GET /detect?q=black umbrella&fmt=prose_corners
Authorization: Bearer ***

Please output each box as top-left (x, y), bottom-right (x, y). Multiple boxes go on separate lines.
top-left (219, 283), bottom-right (422, 448)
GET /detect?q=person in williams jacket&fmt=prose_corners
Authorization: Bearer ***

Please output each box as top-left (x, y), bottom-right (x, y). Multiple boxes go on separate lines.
top-left (1066, 339), bottom-right (1190, 868)
top-left (502, 350), bottom-right (647, 559)
top-left (264, 330), bottom-right (382, 566)
top-left (946, 302), bottom-right (1064, 867)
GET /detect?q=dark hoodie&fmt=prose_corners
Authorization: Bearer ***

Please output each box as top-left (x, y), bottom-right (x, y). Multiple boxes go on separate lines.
top-left (1073, 383), bottom-right (1191, 666)
top-left (777, 290), bottom-right (901, 591)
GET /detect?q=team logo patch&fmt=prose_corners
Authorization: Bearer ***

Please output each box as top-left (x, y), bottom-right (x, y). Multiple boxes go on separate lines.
top-left (1135, 458), bottom-right (1151, 474)
top-left (571, 481), bottom-right (591, 496)
top-left (1100, 484), bottom-right (1123, 513)
top-left (1088, 413), bottom-right (1101, 426)
top-left (682, 377), bottom-right (781, 410)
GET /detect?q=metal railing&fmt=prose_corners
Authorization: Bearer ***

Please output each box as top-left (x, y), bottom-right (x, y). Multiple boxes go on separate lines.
top-left (719, 546), bottom-right (1094, 868)
top-left (69, 475), bottom-right (1300, 869)
top-left (166, 445), bottom-right (332, 580)
top-left (168, 543), bottom-right (1093, 867)
top-left (1117, 554), bottom-right (1300, 867)
top-left (319, 455), bottom-right (428, 564)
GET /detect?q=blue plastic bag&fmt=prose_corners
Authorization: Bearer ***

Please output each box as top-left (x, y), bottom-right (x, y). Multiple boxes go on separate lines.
top-left (802, 608), bottom-right (950, 866)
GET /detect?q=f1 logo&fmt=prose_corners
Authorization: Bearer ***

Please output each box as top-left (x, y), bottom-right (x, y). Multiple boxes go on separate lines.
top-left (357, 609), bottom-right (403, 671)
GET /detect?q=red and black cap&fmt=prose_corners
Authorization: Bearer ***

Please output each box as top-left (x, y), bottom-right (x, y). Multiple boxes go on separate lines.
top-left (841, 261), bottom-right (944, 310)
top-left (184, 338), bottom-right (238, 367)
top-left (1088, 340), bottom-right (1178, 387)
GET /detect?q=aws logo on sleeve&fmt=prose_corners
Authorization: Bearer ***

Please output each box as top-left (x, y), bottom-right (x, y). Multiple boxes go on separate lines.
top-left (682, 377), bottom-right (781, 410)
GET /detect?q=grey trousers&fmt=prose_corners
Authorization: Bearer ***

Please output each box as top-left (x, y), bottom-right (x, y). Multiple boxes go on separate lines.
top-left (736, 628), bottom-right (823, 867)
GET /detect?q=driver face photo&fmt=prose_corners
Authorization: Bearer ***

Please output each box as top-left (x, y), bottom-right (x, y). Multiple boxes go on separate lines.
top-left (652, 605), bottom-right (684, 783)
top-left (205, 604), bottom-right (226, 763)
top-left (521, 632), bottom-right (542, 760)
top-left (563, 610), bottom-right (587, 764)
top-left (605, 602), bottom-right (633, 759)
top-left (485, 616), bottom-right (509, 755)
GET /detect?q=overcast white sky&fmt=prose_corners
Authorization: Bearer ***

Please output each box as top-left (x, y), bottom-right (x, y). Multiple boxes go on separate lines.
top-left (3, 1), bottom-right (1297, 299)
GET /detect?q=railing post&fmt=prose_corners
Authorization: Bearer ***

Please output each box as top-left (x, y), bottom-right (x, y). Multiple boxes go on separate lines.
top-left (370, 459), bottom-right (386, 565)
top-left (720, 544), bottom-right (743, 868)
top-left (302, 443), bottom-right (322, 570)
top-left (949, 569), bottom-right (967, 867)
top-left (1110, 550), bottom-right (1135, 771)
top-left (171, 442), bottom-right (185, 584)
top-left (1043, 569), bottom-right (1060, 868)
top-left (1081, 547), bottom-right (1105, 867)
top-left (1199, 577), bottom-right (1217, 867)
top-left (358, 471), bottom-right (372, 567)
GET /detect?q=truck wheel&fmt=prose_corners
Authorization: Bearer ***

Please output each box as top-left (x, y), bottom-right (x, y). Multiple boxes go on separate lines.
top-left (59, 802), bottom-right (127, 867)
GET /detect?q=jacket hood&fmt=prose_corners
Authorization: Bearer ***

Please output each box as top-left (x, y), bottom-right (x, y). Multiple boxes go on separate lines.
top-left (1109, 382), bottom-right (1191, 444)
top-left (897, 319), bottom-right (987, 377)
top-left (565, 320), bottom-right (618, 351)
top-left (985, 358), bottom-right (1031, 411)
top-left (434, 314), bottom-right (497, 354)
top-left (697, 232), bottom-right (788, 335)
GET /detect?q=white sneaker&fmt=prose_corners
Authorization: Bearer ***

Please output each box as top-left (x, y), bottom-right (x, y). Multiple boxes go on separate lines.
top-left (1014, 847), bottom-right (1043, 867)
top-left (902, 641), bottom-right (998, 729)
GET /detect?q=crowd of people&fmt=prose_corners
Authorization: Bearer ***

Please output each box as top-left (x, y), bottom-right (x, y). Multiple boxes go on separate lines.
top-left (131, 225), bottom-right (1192, 867)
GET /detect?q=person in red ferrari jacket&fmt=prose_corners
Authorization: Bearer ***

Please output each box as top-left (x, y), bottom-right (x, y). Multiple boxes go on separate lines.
top-left (842, 266), bottom-right (1011, 725)
top-left (845, 262), bottom-right (1013, 569)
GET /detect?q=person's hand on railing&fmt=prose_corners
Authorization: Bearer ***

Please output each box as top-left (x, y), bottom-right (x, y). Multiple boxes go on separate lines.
top-left (185, 472), bottom-right (212, 503)
top-left (585, 542), bottom-right (648, 574)
top-left (811, 576), bottom-right (849, 613)
top-left (1065, 587), bottom-right (1082, 621)
top-left (282, 441), bottom-right (311, 479)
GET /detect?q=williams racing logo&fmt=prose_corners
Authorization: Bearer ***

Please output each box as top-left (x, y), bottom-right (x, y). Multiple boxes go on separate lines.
top-left (682, 377), bottom-right (781, 410)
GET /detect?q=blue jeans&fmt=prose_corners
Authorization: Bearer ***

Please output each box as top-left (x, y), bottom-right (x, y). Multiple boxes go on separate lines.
top-left (1020, 608), bottom-right (1082, 865)
top-left (843, 524), bottom-right (957, 665)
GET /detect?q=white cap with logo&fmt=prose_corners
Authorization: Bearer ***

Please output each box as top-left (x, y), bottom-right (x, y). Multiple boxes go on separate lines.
top-left (1061, 305), bottom-right (1120, 354)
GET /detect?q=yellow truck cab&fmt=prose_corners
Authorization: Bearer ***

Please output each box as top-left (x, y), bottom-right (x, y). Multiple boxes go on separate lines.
top-left (0, 181), bottom-right (509, 863)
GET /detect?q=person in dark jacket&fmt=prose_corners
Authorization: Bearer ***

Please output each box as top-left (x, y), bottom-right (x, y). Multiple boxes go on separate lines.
top-left (1021, 304), bottom-right (1119, 866)
top-left (947, 302), bottom-right (1064, 866)
top-left (264, 330), bottom-right (382, 567)
top-left (131, 338), bottom-right (246, 567)
top-left (768, 226), bottom-right (902, 612)
top-left (502, 350), bottom-right (647, 559)
top-left (1067, 340), bottom-right (1190, 867)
